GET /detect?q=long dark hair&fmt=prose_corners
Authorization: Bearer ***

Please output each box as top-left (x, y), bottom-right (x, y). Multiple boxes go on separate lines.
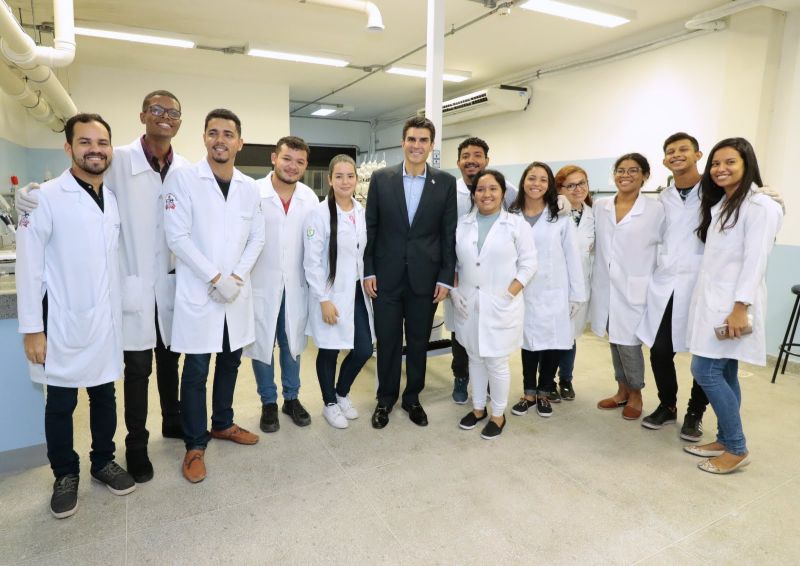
top-left (326, 154), bottom-right (357, 285)
top-left (509, 161), bottom-right (558, 222)
top-left (695, 138), bottom-right (763, 243)
top-left (468, 169), bottom-right (507, 212)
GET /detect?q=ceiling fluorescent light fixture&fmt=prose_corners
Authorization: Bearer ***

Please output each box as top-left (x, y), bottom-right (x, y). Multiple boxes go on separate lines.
top-left (311, 106), bottom-right (338, 117)
top-left (519, 0), bottom-right (634, 28)
top-left (386, 65), bottom-right (471, 83)
top-left (247, 48), bottom-right (349, 67)
top-left (74, 26), bottom-right (195, 48)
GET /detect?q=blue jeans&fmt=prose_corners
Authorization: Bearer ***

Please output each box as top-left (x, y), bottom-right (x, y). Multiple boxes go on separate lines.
top-left (181, 322), bottom-right (242, 450)
top-left (690, 355), bottom-right (746, 455)
top-left (316, 284), bottom-right (373, 405)
top-left (557, 341), bottom-right (576, 383)
top-left (253, 291), bottom-right (301, 404)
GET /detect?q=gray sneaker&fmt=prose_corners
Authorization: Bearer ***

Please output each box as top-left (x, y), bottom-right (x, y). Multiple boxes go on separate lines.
top-left (90, 461), bottom-right (136, 496)
top-left (51, 474), bottom-right (79, 519)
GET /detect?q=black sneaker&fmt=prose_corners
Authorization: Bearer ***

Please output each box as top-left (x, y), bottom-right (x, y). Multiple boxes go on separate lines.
top-left (480, 416), bottom-right (506, 440)
top-left (459, 410), bottom-right (488, 430)
top-left (260, 403), bottom-right (280, 433)
top-left (90, 461), bottom-right (136, 496)
top-left (126, 449), bottom-right (154, 483)
top-left (452, 376), bottom-right (469, 405)
top-left (641, 405), bottom-right (678, 430)
top-left (546, 384), bottom-right (562, 403)
top-left (536, 397), bottom-right (553, 418)
top-left (559, 381), bottom-right (575, 401)
top-left (680, 411), bottom-right (703, 442)
top-left (511, 397), bottom-right (536, 416)
top-left (282, 398), bottom-right (311, 427)
top-left (50, 474), bottom-right (79, 519)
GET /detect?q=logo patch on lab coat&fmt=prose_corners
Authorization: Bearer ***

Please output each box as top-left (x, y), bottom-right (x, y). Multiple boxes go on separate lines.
top-left (165, 193), bottom-right (177, 210)
top-left (306, 227), bottom-right (315, 239)
top-left (18, 212), bottom-right (30, 228)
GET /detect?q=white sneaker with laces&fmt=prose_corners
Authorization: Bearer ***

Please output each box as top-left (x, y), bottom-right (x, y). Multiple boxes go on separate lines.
top-left (336, 394), bottom-right (359, 420)
top-left (323, 403), bottom-right (348, 429)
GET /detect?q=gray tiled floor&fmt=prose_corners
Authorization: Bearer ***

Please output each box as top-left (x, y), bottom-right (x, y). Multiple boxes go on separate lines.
top-left (1, 331), bottom-right (798, 565)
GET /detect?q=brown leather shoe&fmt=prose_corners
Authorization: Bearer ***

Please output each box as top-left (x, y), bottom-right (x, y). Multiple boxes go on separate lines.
top-left (622, 405), bottom-right (642, 420)
top-left (597, 397), bottom-right (628, 410)
top-left (182, 449), bottom-right (206, 483)
top-left (210, 424), bottom-right (259, 445)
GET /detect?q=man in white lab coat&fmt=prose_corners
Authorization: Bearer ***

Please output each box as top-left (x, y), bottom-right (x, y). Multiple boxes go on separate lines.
top-left (16, 114), bottom-right (136, 519)
top-left (244, 136), bottom-right (317, 433)
top-left (164, 109), bottom-right (265, 483)
top-left (16, 90), bottom-right (190, 484)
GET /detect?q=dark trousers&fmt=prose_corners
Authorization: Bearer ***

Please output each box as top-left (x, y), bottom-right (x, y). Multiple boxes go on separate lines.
top-left (181, 321), bottom-right (242, 450)
top-left (45, 382), bottom-right (116, 478)
top-left (557, 341), bottom-right (577, 383)
top-left (316, 284), bottom-right (373, 405)
top-left (373, 277), bottom-right (437, 407)
top-left (650, 295), bottom-right (709, 414)
top-left (450, 332), bottom-right (469, 380)
top-left (522, 348), bottom-right (562, 395)
top-left (122, 308), bottom-right (181, 452)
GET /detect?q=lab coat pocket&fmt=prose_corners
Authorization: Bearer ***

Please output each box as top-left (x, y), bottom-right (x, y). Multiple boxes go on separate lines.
top-left (122, 275), bottom-right (144, 313)
top-left (62, 306), bottom-right (96, 349)
top-left (161, 274), bottom-right (176, 312)
top-left (705, 281), bottom-right (735, 314)
top-left (490, 293), bottom-right (523, 329)
top-left (626, 276), bottom-right (649, 306)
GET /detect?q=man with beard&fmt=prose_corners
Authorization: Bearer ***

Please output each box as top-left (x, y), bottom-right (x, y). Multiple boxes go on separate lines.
top-left (16, 113), bottom-right (136, 519)
top-left (164, 109), bottom-right (265, 483)
top-left (244, 136), bottom-right (318, 432)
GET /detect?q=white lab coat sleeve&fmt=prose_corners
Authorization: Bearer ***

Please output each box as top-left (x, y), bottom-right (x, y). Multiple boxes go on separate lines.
top-left (562, 220), bottom-right (587, 303)
top-left (513, 220), bottom-right (538, 287)
top-left (15, 193), bottom-right (52, 333)
top-left (303, 208), bottom-right (332, 302)
top-left (163, 174), bottom-right (218, 282)
top-left (233, 199), bottom-right (266, 278)
top-left (734, 199), bottom-right (780, 305)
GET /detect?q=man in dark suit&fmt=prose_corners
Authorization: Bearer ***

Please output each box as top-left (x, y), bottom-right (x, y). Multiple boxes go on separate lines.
top-left (364, 116), bottom-right (458, 429)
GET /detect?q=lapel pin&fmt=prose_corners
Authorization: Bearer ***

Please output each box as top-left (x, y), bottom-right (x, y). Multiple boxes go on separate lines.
top-left (431, 179), bottom-right (435, 185)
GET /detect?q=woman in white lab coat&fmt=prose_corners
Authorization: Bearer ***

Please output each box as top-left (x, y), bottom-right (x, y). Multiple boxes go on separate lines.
top-left (303, 155), bottom-right (375, 429)
top-left (555, 164), bottom-right (595, 401)
top-left (507, 162), bottom-right (585, 419)
top-left (685, 138), bottom-right (782, 474)
top-left (453, 169), bottom-right (537, 440)
top-left (591, 153), bottom-right (665, 420)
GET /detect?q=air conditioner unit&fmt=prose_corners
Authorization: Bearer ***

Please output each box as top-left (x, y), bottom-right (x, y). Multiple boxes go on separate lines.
top-left (418, 85), bottom-right (531, 125)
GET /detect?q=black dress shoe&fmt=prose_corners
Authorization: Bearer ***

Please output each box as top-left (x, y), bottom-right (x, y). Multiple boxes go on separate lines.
top-left (126, 449), bottom-right (154, 483)
top-left (371, 405), bottom-right (390, 429)
top-left (401, 402), bottom-right (428, 427)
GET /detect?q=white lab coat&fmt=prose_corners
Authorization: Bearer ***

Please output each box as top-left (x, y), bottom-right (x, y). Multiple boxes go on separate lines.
top-left (687, 189), bottom-right (782, 366)
top-left (591, 194), bottom-right (665, 346)
top-left (105, 138), bottom-right (190, 350)
top-left (636, 184), bottom-right (704, 351)
top-left (303, 198), bottom-right (376, 349)
top-left (453, 210), bottom-right (537, 358)
top-left (445, 177), bottom-right (519, 332)
top-left (16, 170), bottom-right (123, 387)
top-left (163, 159), bottom-right (265, 354)
top-left (244, 172), bottom-right (318, 364)
top-left (570, 204), bottom-right (595, 338)
top-left (523, 210), bottom-right (586, 351)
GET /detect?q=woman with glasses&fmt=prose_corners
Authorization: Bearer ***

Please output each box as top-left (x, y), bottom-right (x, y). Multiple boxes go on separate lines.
top-left (554, 165), bottom-right (595, 401)
top-left (591, 154), bottom-right (665, 420)
top-left (684, 138), bottom-right (782, 474)
top-left (509, 162), bottom-right (586, 419)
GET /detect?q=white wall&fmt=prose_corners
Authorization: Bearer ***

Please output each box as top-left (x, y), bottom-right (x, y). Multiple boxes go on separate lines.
top-left (290, 116), bottom-right (371, 154)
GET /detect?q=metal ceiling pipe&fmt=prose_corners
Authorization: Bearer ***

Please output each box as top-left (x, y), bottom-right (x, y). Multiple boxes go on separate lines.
top-left (0, 0), bottom-right (75, 67)
top-left (301, 0), bottom-right (385, 31)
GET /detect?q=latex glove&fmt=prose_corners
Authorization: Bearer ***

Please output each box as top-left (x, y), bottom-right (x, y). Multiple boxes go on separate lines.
top-left (208, 287), bottom-right (227, 303)
top-left (755, 185), bottom-right (785, 215)
top-left (213, 276), bottom-right (243, 303)
top-left (556, 194), bottom-right (572, 217)
top-left (449, 288), bottom-right (468, 319)
top-left (15, 182), bottom-right (40, 214)
top-left (569, 301), bottom-right (582, 319)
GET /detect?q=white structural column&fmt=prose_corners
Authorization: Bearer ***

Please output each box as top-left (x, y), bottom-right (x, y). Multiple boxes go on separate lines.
top-left (425, 0), bottom-right (445, 168)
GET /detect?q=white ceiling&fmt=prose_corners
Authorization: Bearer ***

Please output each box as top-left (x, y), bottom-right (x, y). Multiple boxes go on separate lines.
top-left (8, 0), bottom-right (730, 122)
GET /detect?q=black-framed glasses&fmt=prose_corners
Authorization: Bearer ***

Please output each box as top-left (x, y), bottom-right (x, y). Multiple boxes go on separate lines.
top-left (561, 180), bottom-right (588, 191)
top-left (148, 105), bottom-right (182, 119)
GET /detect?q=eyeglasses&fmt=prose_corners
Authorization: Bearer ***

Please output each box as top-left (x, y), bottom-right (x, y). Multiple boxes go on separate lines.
top-left (614, 167), bottom-right (641, 176)
top-left (561, 180), bottom-right (588, 191)
top-left (148, 105), bottom-right (182, 120)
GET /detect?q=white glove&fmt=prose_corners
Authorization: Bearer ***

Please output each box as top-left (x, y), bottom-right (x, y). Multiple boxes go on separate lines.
top-left (213, 276), bottom-right (244, 303)
top-left (556, 194), bottom-right (572, 217)
top-left (208, 287), bottom-right (227, 303)
top-left (755, 185), bottom-right (786, 215)
top-left (449, 288), bottom-right (468, 319)
top-left (569, 301), bottom-right (582, 319)
top-left (15, 182), bottom-right (40, 214)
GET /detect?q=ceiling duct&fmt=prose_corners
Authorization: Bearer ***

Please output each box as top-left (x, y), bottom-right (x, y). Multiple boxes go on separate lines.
top-left (419, 85), bottom-right (531, 125)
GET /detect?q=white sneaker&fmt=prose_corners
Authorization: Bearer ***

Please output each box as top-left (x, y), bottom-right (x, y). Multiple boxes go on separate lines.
top-left (323, 403), bottom-right (348, 429)
top-left (336, 394), bottom-right (359, 420)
